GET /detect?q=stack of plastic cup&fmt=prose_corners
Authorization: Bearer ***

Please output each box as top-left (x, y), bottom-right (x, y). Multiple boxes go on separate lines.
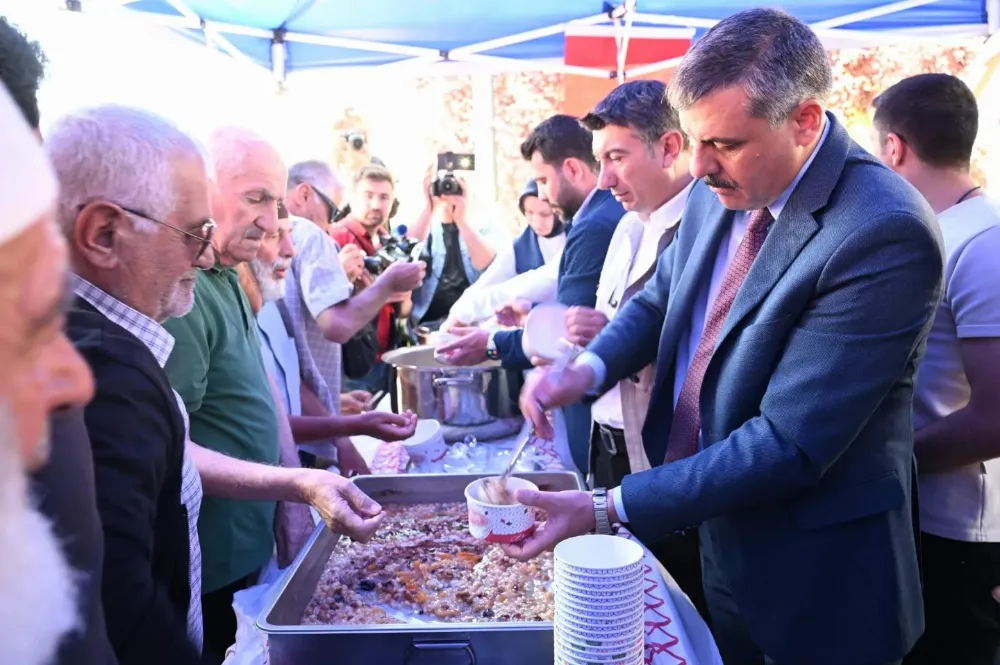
top-left (553, 535), bottom-right (645, 665)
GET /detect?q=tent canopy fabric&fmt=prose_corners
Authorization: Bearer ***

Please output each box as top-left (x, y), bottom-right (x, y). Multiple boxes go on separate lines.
top-left (117, 0), bottom-right (995, 78)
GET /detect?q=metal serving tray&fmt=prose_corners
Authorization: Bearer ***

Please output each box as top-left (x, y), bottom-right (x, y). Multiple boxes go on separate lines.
top-left (258, 471), bottom-right (585, 665)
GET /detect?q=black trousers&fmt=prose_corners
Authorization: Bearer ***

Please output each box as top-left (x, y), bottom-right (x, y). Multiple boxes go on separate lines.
top-left (589, 424), bottom-right (711, 625)
top-left (904, 533), bottom-right (1000, 665)
top-left (201, 572), bottom-right (258, 664)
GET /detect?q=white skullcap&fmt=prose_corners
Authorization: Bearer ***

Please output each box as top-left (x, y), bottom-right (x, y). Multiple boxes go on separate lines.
top-left (0, 83), bottom-right (57, 246)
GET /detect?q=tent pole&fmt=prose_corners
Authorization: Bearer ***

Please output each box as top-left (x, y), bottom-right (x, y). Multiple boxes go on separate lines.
top-left (809, 0), bottom-right (942, 30)
top-left (470, 73), bottom-right (498, 208)
top-left (271, 32), bottom-right (287, 83)
top-left (449, 14), bottom-right (608, 57)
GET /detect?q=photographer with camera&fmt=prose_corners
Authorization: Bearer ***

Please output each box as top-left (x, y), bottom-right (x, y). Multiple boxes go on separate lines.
top-left (330, 164), bottom-right (424, 393)
top-left (405, 155), bottom-right (496, 329)
top-left (443, 178), bottom-right (566, 330)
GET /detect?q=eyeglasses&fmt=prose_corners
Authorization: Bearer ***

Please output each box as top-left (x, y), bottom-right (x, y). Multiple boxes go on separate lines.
top-left (78, 201), bottom-right (216, 262)
top-left (312, 186), bottom-right (339, 224)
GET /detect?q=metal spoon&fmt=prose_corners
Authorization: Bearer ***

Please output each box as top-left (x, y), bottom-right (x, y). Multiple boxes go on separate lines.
top-left (482, 426), bottom-right (536, 504)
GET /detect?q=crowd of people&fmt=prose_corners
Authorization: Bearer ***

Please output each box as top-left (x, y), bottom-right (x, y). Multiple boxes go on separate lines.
top-left (1, 5), bottom-right (999, 665)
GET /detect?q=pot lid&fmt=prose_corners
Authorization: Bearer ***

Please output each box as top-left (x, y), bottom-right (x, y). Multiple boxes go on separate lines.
top-left (382, 345), bottom-right (502, 370)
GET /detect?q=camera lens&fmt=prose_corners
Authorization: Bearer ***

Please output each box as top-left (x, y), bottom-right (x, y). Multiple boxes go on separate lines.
top-left (345, 132), bottom-right (365, 151)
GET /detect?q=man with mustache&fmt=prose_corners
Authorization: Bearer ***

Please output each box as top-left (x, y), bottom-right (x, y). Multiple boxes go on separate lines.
top-left (0, 82), bottom-right (97, 665)
top-left (515, 9), bottom-right (941, 664)
top-left (48, 104), bottom-right (217, 665)
top-left (162, 128), bottom-right (386, 662)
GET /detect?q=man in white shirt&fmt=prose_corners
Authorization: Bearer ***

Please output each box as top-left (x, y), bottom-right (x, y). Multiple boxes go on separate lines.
top-left (444, 179), bottom-right (566, 328)
top-left (559, 80), bottom-right (707, 621)
top-left (873, 73), bottom-right (1000, 665)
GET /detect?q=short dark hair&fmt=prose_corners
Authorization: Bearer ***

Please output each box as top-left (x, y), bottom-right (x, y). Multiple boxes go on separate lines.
top-left (873, 73), bottom-right (979, 170)
top-left (669, 8), bottom-right (832, 127)
top-left (0, 17), bottom-right (47, 129)
top-left (354, 163), bottom-right (394, 189)
top-left (581, 80), bottom-right (686, 148)
top-left (520, 114), bottom-right (598, 170)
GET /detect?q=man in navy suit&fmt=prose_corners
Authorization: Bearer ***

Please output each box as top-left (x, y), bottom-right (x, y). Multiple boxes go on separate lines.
top-left (509, 9), bottom-right (942, 665)
top-left (439, 115), bottom-right (625, 470)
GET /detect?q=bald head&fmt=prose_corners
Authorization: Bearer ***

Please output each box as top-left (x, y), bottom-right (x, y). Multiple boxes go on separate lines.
top-left (206, 127), bottom-right (287, 266)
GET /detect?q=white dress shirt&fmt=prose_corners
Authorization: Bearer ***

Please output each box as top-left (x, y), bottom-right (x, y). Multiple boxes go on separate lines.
top-left (595, 119), bottom-right (832, 523)
top-left (447, 231), bottom-right (566, 324)
top-left (591, 184), bottom-right (693, 428)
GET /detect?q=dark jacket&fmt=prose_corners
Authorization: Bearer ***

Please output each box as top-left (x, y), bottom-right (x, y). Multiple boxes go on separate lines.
top-left (591, 113), bottom-right (935, 664)
top-left (33, 408), bottom-right (118, 665)
top-left (67, 298), bottom-right (205, 665)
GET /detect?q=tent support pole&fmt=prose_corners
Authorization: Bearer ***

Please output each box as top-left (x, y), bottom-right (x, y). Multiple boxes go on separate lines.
top-left (470, 73), bottom-right (498, 206)
top-left (989, 0), bottom-right (1000, 34)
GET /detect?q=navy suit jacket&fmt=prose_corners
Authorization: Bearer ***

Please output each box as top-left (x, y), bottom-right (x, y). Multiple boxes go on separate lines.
top-left (589, 114), bottom-right (942, 665)
top-left (495, 188), bottom-right (624, 469)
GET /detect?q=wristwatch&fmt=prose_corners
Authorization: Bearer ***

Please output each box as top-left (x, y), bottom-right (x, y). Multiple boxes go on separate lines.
top-left (485, 331), bottom-right (500, 361)
top-left (592, 488), bottom-right (618, 535)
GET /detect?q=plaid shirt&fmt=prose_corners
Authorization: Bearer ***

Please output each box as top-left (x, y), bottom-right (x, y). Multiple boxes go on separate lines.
top-left (283, 216), bottom-right (353, 414)
top-left (73, 276), bottom-right (204, 652)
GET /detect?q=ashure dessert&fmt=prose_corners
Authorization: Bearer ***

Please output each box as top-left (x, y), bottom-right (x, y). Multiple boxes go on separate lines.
top-left (302, 502), bottom-right (554, 625)
top-left (480, 476), bottom-right (516, 505)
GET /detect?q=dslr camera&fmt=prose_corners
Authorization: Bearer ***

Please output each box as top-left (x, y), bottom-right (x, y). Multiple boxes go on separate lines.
top-left (432, 151), bottom-right (476, 197)
top-left (363, 224), bottom-right (426, 275)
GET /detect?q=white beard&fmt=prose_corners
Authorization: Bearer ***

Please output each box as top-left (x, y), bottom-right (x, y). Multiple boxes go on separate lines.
top-left (0, 404), bottom-right (80, 665)
top-left (250, 258), bottom-right (289, 303)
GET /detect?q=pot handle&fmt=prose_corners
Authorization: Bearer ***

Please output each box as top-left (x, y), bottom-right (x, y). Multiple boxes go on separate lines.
top-left (404, 640), bottom-right (475, 665)
top-left (433, 376), bottom-right (476, 387)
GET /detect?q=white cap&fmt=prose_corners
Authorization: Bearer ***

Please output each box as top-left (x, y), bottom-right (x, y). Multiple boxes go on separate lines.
top-left (0, 83), bottom-right (57, 246)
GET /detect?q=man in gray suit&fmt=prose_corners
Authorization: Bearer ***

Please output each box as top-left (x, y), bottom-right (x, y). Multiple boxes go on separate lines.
top-left (509, 9), bottom-right (942, 665)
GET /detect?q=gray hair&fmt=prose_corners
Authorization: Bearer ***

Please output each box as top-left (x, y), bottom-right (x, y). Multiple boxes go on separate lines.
top-left (288, 160), bottom-right (339, 192)
top-left (45, 105), bottom-right (203, 233)
top-left (581, 80), bottom-right (685, 148)
top-left (669, 8), bottom-right (832, 127)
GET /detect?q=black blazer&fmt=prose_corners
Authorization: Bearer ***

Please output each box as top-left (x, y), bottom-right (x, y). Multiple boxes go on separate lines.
top-left (33, 408), bottom-right (118, 665)
top-left (67, 298), bottom-right (206, 665)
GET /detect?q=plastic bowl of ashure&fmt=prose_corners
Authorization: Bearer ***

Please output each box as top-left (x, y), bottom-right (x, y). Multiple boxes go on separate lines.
top-left (464, 476), bottom-right (539, 544)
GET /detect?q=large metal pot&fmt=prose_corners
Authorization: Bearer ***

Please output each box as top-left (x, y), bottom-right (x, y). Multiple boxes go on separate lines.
top-left (382, 345), bottom-right (523, 440)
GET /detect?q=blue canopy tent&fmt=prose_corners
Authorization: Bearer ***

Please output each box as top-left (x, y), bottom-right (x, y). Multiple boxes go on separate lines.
top-left (87, 0), bottom-right (996, 82)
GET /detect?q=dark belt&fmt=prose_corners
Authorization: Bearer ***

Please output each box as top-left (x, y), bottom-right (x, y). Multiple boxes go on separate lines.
top-left (596, 423), bottom-right (627, 457)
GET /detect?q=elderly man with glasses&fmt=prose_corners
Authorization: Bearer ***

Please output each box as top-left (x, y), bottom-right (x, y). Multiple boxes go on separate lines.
top-left (46, 104), bottom-right (217, 665)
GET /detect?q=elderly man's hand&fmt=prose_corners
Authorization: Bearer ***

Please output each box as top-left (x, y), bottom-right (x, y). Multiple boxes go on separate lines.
top-left (519, 363), bottom-right (594, 439)
top-left (275, 500), bottom-right (315, 567)
top-left (358, 410), bottom-right (418, 442)
top-left (501, 489), bottom-right (596, 561)
top-left (300, 470), bottom-right (385, 542)
top-left (341, 390), bottom-right (372, 415)
top-left (495, 299), bottom-right (532, 328)
top-left (379, 260), bottom-right (426, 293)
top-left (339, 244), bottom-right (366, 282)
top-left (564, 306), bottom-right (609, 347)
top-left (437, 326), bottom-right (489, 365)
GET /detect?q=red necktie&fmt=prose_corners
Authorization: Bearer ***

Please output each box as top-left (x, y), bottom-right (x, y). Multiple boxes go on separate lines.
top-left (664, 208), bottom-right (773, 463)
